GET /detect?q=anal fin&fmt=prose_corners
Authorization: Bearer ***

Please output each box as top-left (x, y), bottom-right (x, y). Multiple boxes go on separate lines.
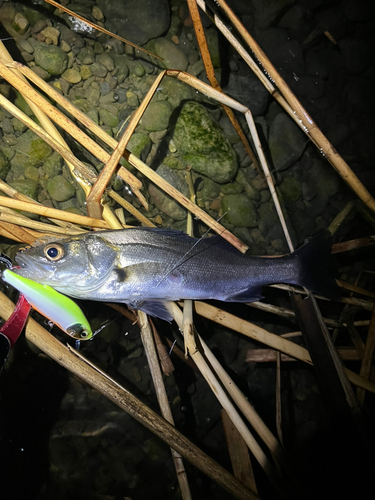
top-left (127, 300), bottom-right (173, 322)
top-left (224, 286), bottom-right (264, 303)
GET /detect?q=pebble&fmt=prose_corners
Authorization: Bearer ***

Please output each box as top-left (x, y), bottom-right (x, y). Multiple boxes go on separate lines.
top-left (41, 27), bottom-right (60, 45)
top-left (47, 175), bottom-right (75, 202)
top-left (62, 69), bottom-right (82, 84)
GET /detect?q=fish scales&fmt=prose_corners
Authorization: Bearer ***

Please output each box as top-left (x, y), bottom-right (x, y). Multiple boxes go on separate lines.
top-left (13, 228), bottom-right (341, 321)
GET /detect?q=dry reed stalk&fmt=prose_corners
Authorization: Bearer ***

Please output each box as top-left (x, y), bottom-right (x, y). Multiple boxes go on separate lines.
top-left (276, 353), bottom-right (283, 445)
top-left (356, 304), bottom-right (375, 406)
top-left (192, 301), bottom-right (375, 393)
top-left (181, 301), bottom-right (277, 482)
top-left (332, 236), bottom-right (375, 254)
top-left (0, 95), bottom-right (96, 186)
top-left (0, 293), bottom-right (257, 500)
top-left (0, 211), bottom-right (86, 236)
top-left (244, 109), bottom-right (294, 251)
top-left (328, 201), bottom-right (356, 235)
top-left (0, 221), bottom-right (40, 244)
top-left (213, 0), bottom-right (375, 213)
top-left (0, 196), bottom-right (109, 228)
top-left (117, 167), bottom-right (148, 210)
top-left (248, 301), bottom-right (342, 328)
top-left (128, 154), bottom-right (248, 252)
top-left (149, 319), bottom-right (175, 376)
top-left (3, 63), bottom-right (245, 252)
top-left (336, 280), bottom-right (375, 300)
top-left (172, 302), bottom-right (287, 482)
top-left (0, 84), bottom-right (121, 231)
top-left (86, 71), bottom-right (165, 218)
top-left (138, 311), bottom-right (192, 500)
top-left (44, 0), bottom-right (161, 60)
top-left (246, 348), bottom-right (360, 363)
top-left (0, 43), bottom-right (121, 228)
top-left (104, 303), bottom-right (137, 323)
top-left (166, 70), bottom-right (248, 112)
top-left (221, 409), bottom-right (258, 492)
top-left (270, 283), bottom-right (374, 311)
top-left (108, 190), bottom-right (155, 227)
top-left (114, 208), bottom-right (126, 226)
top-left (187, 0), bottom-right (260, 174)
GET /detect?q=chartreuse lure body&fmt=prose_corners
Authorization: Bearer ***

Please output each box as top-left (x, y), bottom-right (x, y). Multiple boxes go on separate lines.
top-left (2, 269), bottom-right (92, 340)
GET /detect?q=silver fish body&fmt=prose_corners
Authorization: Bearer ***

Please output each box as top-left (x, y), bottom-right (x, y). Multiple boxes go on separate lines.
top-left (14, 228), bottom-right (340, 320)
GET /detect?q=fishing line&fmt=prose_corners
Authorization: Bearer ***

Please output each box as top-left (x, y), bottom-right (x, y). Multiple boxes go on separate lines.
top-left (153, 211), bottom-right (230, 289)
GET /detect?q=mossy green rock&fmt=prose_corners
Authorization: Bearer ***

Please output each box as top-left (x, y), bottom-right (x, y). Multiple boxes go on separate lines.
top-left (99, 108), bottom-right (119, 128)
top-left (34, 44), bottom-right (68, 76)
top-left (173, 102), bottom-right (238, 183)
top-left (121, 133), bottom-right (152, 173)
top-left (47, 175), bottom-right (75, 202)
top-left (221, 182), bottom-right (243, 194)
top-left (9, 179), bottom-right (38, 200)
top-left (221, 194), bottom-right (258, 228)
top-left (153, 38), bottom-right (188, 71)
top-left (42, 151), bottom-right (63, 178)
top-left (278, 176), bottom-right (301, 206)
top-left (140, 101), bottom-right (172, 132)
top-left (0, 149), bottom-right (11, 180)
top-left (10, 129), bottom-right (52, 172)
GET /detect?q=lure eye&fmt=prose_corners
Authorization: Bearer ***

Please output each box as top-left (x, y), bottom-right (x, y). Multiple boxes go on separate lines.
top-left (43, 243), bottom-right (64, 261)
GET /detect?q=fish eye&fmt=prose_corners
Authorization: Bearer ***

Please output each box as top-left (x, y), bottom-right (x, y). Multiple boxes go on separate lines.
top-left (80, 330), bottom-right (90, 339)
top-left (43, 243), bottom-right (64, 261)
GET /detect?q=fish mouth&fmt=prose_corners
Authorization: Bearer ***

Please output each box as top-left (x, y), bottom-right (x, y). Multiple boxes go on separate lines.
top-left (14, 254), bottom-right (57, 282)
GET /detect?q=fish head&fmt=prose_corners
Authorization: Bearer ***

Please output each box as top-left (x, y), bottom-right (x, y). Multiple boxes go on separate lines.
top-left (14, 233), bottom-right (118, 295)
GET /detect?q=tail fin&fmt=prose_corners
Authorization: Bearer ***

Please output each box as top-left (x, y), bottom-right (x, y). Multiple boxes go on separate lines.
top-left (291, 230), bottom-right (341, 300)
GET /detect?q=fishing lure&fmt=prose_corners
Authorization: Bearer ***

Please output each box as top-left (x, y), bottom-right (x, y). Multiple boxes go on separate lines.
top-left (2, 269), bottom-right (93, 340)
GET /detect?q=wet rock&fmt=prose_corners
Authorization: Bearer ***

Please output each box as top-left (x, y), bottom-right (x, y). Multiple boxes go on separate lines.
top-left (97, 0), bottom-right (170, 45)
top-left (0, 150), bottom-right (11, 180)
top-left (173, 102), bottom-right (238, 183)
top-left (47, 175), bottom-right (75, 202)
top-left (305, 158), bottom-right (341, 218)
top-left (236, 168), bottom-right (261, 201)
top-left (41, 27), bottom-right (60, 45)
top-left (251, 0), bottom-right (294, 28)
top-left (9, 179), bottom-right (38, 200)
top-left (221, 193), bottom-right (258, 228)
top-left (97, 52), bottom-right (114, 72)
top-left (140, 101), bottom-right (172, 132)
top-left (152, 37), bottom-right (188, 71)
top-left (339, 38), bottom-right (371, 75)
top-left (10, 129), bottom-right (52, 171)
top-left (220, 181), bottom-right (243, 195)
top-left (77, 47), bottom-right (95, 65)
top-left (33, 43), bottom-right (68, 76)
top-left (126, 91), bottom-right (139, 108)
top-left (160, 76), bottom-right (194, 107)
top-left (258, 199), bottom-right (279, 229)
top-left (149, 165), bottom-right (188, 220)
top-left (223, 72), bottom-right (269, 116)
top-left (24, 166), bottom-right (40, 182)
top-left (89, 61), bottom-right (108, 78)
top-left (18, 38), bottom-right (34, 54)
top-left (196, 177), bottom-right (221, 206)
top-left (62, 68), bottom-right (81, 84)
top-left (269, 113), bottom-right (307, 171)
top-left (122, 132), bottom-right (152, 166)
top-left (278, 176), bottom-right (302, 206)
top-left (99, 108), bottom-right (119, 128)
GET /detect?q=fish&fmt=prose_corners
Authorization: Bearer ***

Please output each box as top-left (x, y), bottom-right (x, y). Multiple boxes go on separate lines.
top-left (13, 228), bottom-right (341, 321)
